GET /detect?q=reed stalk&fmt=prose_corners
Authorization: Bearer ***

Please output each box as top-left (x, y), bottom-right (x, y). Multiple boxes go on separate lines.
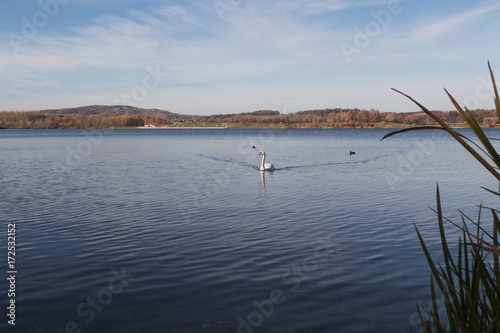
top-left (382, 62), bottom-right (500, 332)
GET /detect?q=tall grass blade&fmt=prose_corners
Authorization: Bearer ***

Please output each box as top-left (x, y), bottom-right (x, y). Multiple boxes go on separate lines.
top-left (493, 211), bottom-right (500, 298)
top-left (390, 88), bottom-right (500, 182)
top-left (380, 126), bottom-right (442, 141)
top-left (489, 61), bottom-right (500, 120)
top-left (445, 89), bottom-right (500, 171)
top-left (389, 63), bottom-right (500, 332)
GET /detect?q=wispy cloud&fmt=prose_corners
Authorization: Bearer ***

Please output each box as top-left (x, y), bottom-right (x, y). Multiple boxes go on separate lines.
top-left (413, 3), bottom-right (500, 41)
top-left (157, 5), bottom-right (208, 27)
top-left (0, 14), bottom-right (162, 75)
top-left (266, 0), bottom-right (396, 15)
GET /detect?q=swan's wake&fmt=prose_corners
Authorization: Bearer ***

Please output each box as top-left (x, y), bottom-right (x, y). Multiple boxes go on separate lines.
top-left (198, 154), bottom-right (259, 170)
top-left (198, 152), bottom-right (392, 171)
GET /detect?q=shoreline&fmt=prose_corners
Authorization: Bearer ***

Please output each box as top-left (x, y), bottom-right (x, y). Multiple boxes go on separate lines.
top-left (0, 125), bottom-right (487, 130)
top-left (136, 126), bottom-right (228, 129)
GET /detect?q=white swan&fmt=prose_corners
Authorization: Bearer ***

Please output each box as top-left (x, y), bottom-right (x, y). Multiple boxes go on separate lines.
top-left (258, 151), bottom-right (275, 171)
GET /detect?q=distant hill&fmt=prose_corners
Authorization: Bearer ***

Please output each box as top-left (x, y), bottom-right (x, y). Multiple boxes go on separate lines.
top-left (39, 105), bottom-right (191, 119)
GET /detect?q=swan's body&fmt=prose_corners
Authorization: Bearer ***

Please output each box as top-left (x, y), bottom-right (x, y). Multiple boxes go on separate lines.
top-left (258, 151), bottom-right (275, 171)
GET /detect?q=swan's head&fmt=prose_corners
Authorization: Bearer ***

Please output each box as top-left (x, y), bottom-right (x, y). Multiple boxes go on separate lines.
top-left (258, 151), bottom-right (265, 156)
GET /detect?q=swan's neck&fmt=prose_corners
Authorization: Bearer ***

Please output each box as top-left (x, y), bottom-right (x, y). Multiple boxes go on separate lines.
top-left (260, 154), bottom-right (265, 170)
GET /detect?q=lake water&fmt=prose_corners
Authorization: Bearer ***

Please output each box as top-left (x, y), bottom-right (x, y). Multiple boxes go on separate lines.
top-left (1, 128), bottom-right (499, 332)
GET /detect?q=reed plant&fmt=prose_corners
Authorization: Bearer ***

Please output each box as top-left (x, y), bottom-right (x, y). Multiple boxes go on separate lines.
top-left (382, 62), bottom-right (500, 332)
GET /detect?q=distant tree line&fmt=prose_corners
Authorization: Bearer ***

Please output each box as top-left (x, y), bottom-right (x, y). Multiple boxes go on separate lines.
top-left (0, 112), bottom-right (174, 129)
top-left (194, 108), bottom-right (498, 127)
top-left (0, 108), bottom-right (497, 129)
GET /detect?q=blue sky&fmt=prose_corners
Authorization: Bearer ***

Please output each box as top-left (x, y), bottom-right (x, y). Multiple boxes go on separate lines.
top-left (1, 0), bottom-right (500, 115)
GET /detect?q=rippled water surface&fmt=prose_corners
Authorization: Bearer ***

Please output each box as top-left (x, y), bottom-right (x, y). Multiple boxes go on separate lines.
top-left (1, 128), bottom-right (499, 332)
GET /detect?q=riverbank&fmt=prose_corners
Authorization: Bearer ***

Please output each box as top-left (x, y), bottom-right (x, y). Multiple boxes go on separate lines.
top-left (0, 122), bottom-right (483, 130)
top-left (134, 122), bottom-right (471, 129)
top-left (137, 126), bottom-right (228, 129)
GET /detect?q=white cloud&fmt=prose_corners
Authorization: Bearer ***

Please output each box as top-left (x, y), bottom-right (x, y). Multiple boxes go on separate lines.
top-left (0, 14), bottom-right (164, 78)
top-left (413, 3), bottom-right (500, 41)
top-left (260, 0), bottom-right (397, 15)
top-left (157, 5), bottom-right (208, 27)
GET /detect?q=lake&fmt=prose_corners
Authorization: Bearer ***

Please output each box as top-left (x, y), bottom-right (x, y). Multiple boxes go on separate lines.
top-left (1, 128), bottom-right (499, 332)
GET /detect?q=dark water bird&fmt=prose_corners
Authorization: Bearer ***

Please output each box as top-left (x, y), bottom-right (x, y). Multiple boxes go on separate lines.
top-left (252, 146), bottom-right (256, 149)
top-left (349, 151), bottom-right (356, 155)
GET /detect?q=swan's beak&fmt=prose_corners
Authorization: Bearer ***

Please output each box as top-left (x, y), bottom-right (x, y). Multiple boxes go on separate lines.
top-left (258, 152), bottom-right (262, 156)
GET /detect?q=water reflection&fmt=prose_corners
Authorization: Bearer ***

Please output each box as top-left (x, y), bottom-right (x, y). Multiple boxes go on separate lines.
top-left (259, 170), bottom-right (269, 192)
